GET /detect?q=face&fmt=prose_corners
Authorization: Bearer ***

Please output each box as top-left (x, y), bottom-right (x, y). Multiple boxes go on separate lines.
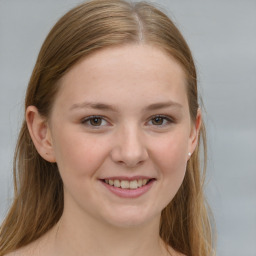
top-left (44, 44), bottom-right (199, 227)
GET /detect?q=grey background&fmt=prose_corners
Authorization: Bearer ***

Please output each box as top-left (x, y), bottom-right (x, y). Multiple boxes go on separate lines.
top-left (0, 0), bottom-right (255, 255)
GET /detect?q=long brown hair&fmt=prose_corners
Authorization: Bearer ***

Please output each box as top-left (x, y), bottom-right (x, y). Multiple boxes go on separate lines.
top-left (0, 0), bottom-right (215, 255)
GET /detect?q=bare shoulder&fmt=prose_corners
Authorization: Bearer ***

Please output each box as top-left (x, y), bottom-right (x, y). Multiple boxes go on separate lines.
top-left (169, 251), bottom-right (186, 256)
top-left (5, 249), bottom-right (28, 256)
top-left (4, 226), bottom-right (57, 256)
top-left (4, 236), bottom-right (49, 256)
top-left (177, 253), bottom-right (186, 256)
top-left (5, 252), bottom-right (25, 256)
top-left (5, 248), bottom-right (26, 256)
top-left (165, 245), bottom-right (186, 256)
top-left (172, 251), bottom-right (186, 256)
top-left (4, 245), bottom-right (38, 256)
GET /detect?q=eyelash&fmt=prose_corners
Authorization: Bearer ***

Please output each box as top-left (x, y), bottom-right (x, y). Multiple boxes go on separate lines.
top-left (81, 114), bottom-right (174, 129)
top-left (147, 115), bottom-right (174, 127)
top-left (81, 115), bottom-right (108, 128)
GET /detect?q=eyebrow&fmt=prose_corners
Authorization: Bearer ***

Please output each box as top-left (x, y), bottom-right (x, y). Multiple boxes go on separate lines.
top-left (70, 102), bottom-right (118, 112)
top-left (144, 101), bottom-right (182, 111)
top-left (69, 100), bottom-right (182, 112)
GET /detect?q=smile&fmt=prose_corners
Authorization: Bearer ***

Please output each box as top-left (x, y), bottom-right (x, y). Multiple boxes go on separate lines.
top-left (103, 179), bottom-right (151, 189)
top-left (100, 177), bottom-right (155, 198)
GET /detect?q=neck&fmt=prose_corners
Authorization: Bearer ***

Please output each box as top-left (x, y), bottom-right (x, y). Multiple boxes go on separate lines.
top-left (49, 207), bottom-right (167, 256)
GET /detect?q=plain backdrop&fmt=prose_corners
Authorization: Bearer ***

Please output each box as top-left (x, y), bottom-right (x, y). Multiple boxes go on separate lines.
top-left (0, 0), bottom-right (255, 255)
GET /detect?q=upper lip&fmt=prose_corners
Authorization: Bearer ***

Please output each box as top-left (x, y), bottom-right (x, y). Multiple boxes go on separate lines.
top-left (100, 176), bottom-right (155, 181)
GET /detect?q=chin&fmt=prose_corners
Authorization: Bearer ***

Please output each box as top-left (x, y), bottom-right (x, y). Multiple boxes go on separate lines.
top-left (101, 207), bottom-right (160, 229)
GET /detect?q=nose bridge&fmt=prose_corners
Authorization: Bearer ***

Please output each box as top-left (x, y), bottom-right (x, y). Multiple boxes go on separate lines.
top-left (111, 122), bottom-right (148, 167)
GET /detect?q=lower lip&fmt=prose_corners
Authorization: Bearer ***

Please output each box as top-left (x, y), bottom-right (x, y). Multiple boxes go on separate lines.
top-left (101, 180), bottom-right (155, 198)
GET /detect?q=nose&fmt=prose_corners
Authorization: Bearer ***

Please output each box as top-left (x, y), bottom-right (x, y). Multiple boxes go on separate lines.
top-left (110, 125), bottom-right (148, 168)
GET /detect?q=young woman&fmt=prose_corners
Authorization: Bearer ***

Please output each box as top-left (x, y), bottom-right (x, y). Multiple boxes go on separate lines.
top-left (0, 0), bottom-right (215, 255)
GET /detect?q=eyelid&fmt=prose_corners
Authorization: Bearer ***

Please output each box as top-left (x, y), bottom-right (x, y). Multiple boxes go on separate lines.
top-left (81, 115), bottom-right (110, 128)
top-left (147, 114), bottom-right (175, 126)
top-left (81, 114), bottom-right (175, 129)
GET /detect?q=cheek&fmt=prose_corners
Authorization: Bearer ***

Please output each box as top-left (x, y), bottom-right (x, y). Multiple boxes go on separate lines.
top-left (151, 130), bottom-right (189, 166)
top-left (149, 131), bottom-right (189, 186)
top-left (52, 129), bottom-right (110, 178)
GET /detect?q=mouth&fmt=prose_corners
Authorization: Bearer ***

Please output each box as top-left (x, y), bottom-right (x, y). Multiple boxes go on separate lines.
top-left (102, 178), bottom-right (155, 190)
top-left (99, 176), bottom-right (156, 198)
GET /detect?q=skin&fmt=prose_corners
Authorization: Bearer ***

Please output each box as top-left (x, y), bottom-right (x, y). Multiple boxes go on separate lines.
top-left (16, 44), bottom-right (201, 256)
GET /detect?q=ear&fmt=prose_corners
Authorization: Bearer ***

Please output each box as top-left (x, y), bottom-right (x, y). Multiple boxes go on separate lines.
top-left (188, 108), bottom-right (202, 159)
top-left (26, 106), bottom-right (56, 163)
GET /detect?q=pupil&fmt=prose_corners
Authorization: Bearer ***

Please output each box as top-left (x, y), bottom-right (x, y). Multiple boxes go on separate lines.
top-left (91, 118), bottom-right (101, 126)
top-left (153, 117), bottom-right (163, 125)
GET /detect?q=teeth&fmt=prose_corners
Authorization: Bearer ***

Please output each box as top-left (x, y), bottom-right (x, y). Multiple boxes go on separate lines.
top-left (129, 180), bottom-right (138, 189)
top-left (142, 179), bottom-right (148, 185)
top-left (120, 180), bottom-right (129, 189)
top-left (104, 179), bottom-right (150, 189)
top-left (114, 180), bottom-right (120, 187)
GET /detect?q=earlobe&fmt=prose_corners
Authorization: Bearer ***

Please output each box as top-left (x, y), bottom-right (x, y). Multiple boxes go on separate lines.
top-left (26, 106), bottom-right (56, 163)
top-left (188, 108), bottom-right (202, 157)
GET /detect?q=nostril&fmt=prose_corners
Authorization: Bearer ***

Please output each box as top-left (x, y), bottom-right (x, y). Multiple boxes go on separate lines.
top-left (110, 135), bottom-right (148, 167)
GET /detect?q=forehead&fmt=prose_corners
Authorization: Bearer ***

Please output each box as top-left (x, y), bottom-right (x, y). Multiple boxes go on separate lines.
top-left (55, 44), bottom-right (188, 110)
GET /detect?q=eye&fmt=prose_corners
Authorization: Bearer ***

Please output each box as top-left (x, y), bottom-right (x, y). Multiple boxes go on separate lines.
top-left (81, 116), bottom-right (109, 127)
top-left (148, 115), bottom-right (174, 126)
